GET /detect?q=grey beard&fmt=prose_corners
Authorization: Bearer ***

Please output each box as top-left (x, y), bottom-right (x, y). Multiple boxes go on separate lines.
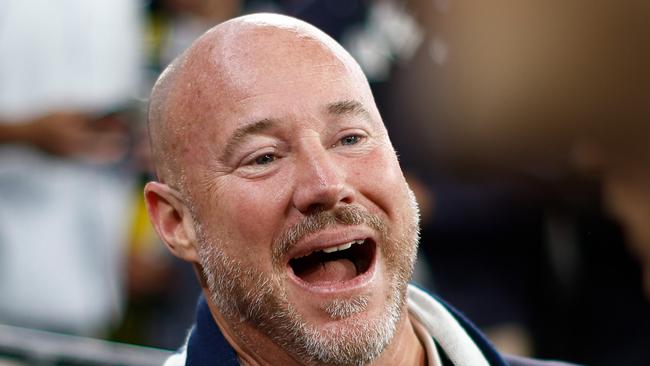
top-left (198, 246), bottom-right (407, 366)
top-left (193, 190), bottom-right (420, 366)
top-left (321, 296), bottom-right (370, 320)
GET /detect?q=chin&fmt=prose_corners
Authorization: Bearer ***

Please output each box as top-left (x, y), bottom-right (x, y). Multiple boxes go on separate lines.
top-left (279, 297), bottom-right (403, 366)
top-left (274, 271), bottom-right (409, 366)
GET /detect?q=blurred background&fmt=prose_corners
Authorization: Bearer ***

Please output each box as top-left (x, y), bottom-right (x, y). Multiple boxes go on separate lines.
top-left (0, 0), bottom-right (648, 365)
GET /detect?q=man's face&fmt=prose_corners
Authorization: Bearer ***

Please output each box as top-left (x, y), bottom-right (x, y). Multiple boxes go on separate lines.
top-left (177, 29), bottom-right (420, 365)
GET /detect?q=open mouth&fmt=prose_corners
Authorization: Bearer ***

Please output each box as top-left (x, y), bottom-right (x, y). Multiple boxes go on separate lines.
top-left (288, 239), bottom-right (375, 286)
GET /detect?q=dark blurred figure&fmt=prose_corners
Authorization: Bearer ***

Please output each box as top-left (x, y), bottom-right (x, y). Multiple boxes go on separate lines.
top-left (0, 0), bottom-right (141, 336)
top-left (147, 0), bottom-right (243, 69)
top-left (383, 0), bottom-right (650, 365)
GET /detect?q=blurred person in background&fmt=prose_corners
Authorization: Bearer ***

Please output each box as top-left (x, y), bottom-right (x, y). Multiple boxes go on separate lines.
top-left (0, 0), bottom-right (141, 336)
top-left (146, 0), bottom-right (243, 71)
top-left (386, 0), bottom-right (650, 365)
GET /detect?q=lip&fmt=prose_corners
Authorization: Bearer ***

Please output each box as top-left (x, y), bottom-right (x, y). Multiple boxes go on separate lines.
top-left (284, 227), bottom-right (378, 295)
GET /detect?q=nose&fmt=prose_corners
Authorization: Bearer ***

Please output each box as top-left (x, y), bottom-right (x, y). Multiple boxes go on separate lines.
top-left (291, 145), bottom-right (355, 214)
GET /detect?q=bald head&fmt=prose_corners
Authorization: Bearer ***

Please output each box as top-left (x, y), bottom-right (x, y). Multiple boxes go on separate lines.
top-left (148, 13), bottom-right (373, 189)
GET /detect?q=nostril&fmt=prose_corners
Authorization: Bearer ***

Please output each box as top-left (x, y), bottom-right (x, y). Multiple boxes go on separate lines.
top-left (304, 202), bottom-right (326, 215)
top-left (340, 194), bottom-right (353, 205)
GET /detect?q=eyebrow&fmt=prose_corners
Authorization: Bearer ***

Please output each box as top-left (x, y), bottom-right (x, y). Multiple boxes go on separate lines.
top-left (221, 118), bottom-right (277, 163)
top-left (326, 100), bottom-right (371, 119)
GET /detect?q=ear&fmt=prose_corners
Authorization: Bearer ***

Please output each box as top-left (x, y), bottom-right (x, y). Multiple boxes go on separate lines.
top-left (144, 181), bottom-right (200, 263)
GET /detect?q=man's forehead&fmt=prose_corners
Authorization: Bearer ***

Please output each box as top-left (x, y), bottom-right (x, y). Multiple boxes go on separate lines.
top-left (214, 13), bottom-right (351, 60)
top-left (178, 24), bottom-right (353, 94)
top-left (166, 18), bottom-right (368, 127)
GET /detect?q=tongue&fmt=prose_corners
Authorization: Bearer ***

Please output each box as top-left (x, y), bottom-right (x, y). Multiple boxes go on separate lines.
top-left (300, 259), bottom-right (357, 284)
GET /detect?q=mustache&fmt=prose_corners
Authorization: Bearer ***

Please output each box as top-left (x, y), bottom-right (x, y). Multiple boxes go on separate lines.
top-left (272, 205), bottom-right (387, 265)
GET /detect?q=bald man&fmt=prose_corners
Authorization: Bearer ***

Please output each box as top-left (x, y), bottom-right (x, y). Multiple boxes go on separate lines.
top-left (144, 13), bottom-right (574, 366)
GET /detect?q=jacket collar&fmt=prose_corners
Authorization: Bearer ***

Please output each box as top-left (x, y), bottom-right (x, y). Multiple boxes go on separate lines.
top-left (186, 296), bottom-right (239, 366)
top-left (431, 293), bottom-right (508, 366)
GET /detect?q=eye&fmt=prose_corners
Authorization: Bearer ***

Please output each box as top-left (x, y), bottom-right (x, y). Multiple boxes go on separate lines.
top-left (254, 153), bottom-right (276, 165)
top-left (236, 150), bottom-right (282, 177)
top-left (339, 134), bottom-right (363, 146)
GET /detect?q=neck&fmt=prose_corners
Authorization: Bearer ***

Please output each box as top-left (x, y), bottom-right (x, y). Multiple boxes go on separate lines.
top-left (204, 290), bottom-right (299, 366)
top-left (369, 309), bottom-right (427, 366)
top-left (204, 290), bottom-right (426, 366)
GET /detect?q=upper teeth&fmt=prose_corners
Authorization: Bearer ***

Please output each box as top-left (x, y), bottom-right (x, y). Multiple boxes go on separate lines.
top-left (293, 239), bottom-right (365, 259)
top-left (322, 239), bottom-right (364, 254)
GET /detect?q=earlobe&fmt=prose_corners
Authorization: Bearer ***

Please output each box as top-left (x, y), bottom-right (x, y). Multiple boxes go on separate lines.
top-left (144, 181), bottom-right (200, 263)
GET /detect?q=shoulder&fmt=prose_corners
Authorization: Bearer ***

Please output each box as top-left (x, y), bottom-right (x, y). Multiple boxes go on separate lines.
top-left (505, 355), bottom-right (582, 366)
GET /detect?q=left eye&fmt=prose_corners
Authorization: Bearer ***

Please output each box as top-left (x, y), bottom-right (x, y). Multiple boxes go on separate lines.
top-left (254, 153), bottom-right (276, 165)
top-left (340, 135), bottom-right (361, 146)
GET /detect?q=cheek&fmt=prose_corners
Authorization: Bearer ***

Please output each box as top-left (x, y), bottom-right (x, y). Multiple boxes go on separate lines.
top-left (198, 177), bottom-right (289, 264)
top-left (350, 146), bottom-right (411, 220)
